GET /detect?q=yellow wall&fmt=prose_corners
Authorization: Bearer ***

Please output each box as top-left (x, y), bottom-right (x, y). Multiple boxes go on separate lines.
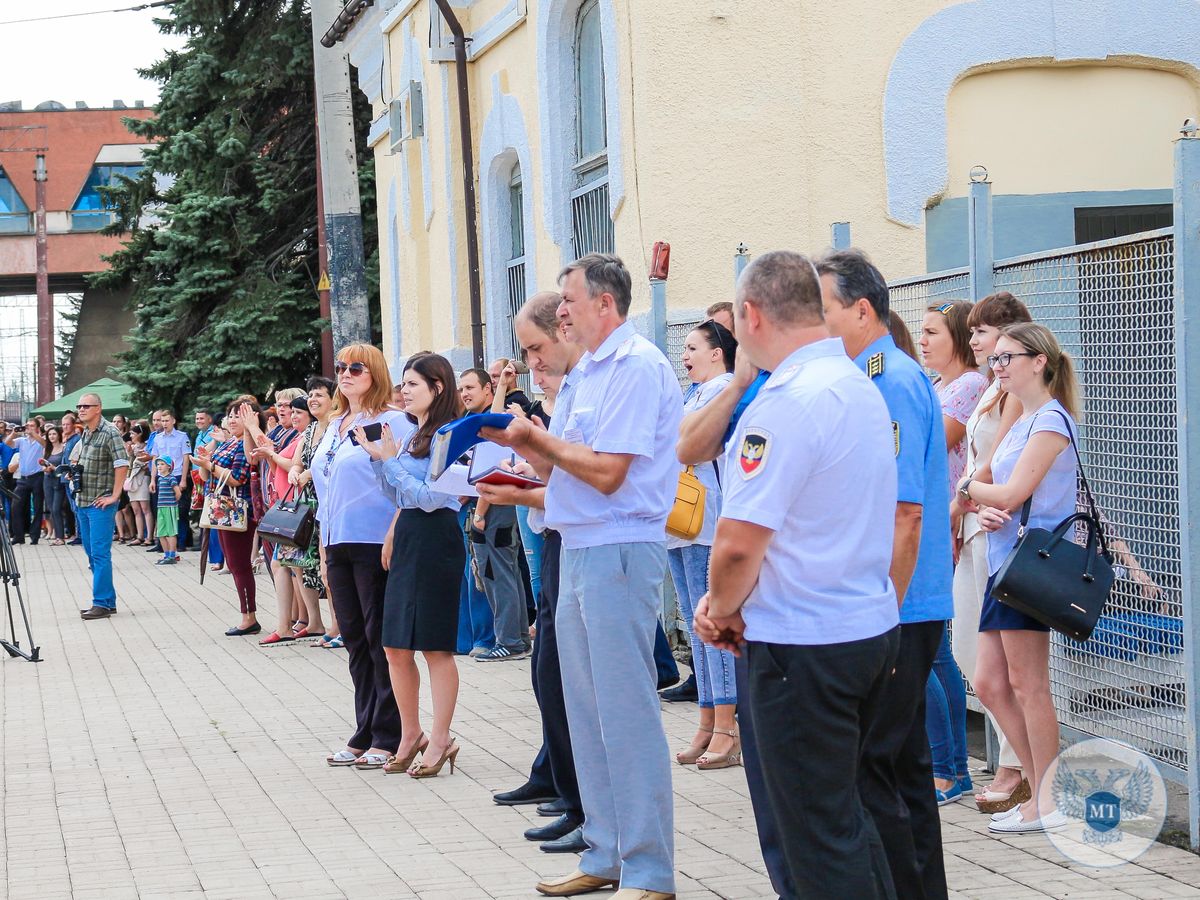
top-left (946, 65), bottom-right (1198, 198)
top-left (370, 1), bottom-right (1191, 363)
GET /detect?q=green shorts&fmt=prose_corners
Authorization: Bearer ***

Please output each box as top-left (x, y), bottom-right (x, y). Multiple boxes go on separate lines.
top-left (156, 506), bottom-right (179, 538)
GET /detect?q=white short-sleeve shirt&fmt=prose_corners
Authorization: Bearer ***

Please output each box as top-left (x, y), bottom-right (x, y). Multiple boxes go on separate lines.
top-left (311, 408), bottom-right (414, 547)
top-left (721, 338), bottom-right (900, 646)
top-left (544, 321), bottom-right (684, 549)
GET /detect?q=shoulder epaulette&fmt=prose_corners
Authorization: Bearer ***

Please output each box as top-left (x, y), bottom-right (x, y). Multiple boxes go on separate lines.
top-left (867, 352), bottom-right (885, 379)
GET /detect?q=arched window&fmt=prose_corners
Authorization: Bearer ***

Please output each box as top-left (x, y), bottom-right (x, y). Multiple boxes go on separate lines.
top-left (571, 0), bottom-right (614, 255)
top-left (506, 162), bottom-right (527, 361)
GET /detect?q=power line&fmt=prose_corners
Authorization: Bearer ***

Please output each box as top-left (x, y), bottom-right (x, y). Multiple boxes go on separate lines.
top-left (0, 0), bottom-right (174, 28)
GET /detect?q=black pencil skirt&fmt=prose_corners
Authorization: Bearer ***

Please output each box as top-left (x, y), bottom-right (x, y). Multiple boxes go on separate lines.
top-left (382, 507), bottom-right (465, 651)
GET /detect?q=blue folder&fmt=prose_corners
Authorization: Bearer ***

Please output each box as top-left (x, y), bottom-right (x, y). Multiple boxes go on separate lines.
top-left (428, 412), bottom-right (514, 479)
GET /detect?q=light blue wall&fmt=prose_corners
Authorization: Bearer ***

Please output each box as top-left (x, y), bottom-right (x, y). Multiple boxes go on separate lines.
top-left (925, 189), bottom-right (1173, 271)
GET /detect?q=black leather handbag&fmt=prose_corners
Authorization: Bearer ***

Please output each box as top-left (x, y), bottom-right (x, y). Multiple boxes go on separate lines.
top-left (990, 411), bottom-right (1114, 642)
top-left (256, 488), bottom-right (315, 549)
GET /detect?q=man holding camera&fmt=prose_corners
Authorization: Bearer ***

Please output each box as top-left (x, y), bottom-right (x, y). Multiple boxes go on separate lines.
top-left (74, 393), bottom-right (129, 620)
top-left (4, 419), bottom-right (47, 545)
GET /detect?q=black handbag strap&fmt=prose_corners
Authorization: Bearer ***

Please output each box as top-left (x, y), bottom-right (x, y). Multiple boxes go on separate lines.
top-left (1016, 408), bottom-right (1109, 558)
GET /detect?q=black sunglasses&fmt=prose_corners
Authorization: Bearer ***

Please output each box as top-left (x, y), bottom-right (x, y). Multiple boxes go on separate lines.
top-left (698, 319), bottom-right (736, 357)
top-left (334, 361), bottom-right (368, 377)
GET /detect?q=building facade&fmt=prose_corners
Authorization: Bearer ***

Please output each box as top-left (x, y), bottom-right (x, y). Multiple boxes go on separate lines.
top-left (332, 0), bottom-right (1200, 367)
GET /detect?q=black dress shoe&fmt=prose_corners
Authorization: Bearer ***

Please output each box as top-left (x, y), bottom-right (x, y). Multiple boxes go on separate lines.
top-left (225, 623), bottom-right (262, 636)
top-left (537, 798), bottom-right (569, 817)
top-left (145, 543), bottom-right (162, 552)
top-left (540, 824), bottom-right (587, 853)
top-left (660, 673), bottom-right (698, 703)
top-left (80, 605), bottom-right (115, 620)
top-left (524, 814), bottom-right (581, 842)
top-left (493, 783), bottom-right (558, 806)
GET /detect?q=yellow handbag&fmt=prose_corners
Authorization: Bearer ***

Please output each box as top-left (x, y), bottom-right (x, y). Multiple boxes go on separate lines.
top-left (666, 466), bottom-right (706, 540)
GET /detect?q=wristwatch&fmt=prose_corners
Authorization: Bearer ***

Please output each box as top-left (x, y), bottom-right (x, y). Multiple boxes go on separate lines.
top-left (958, 479), bottom-right (972, 501)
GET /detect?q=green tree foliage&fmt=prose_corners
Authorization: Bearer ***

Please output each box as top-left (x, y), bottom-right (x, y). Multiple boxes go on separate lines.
top-left (94, 0), bottom-right (378, 415)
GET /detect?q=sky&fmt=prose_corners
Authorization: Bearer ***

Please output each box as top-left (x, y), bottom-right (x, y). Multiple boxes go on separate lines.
top-left (0, 0), bottom-right (185, 109)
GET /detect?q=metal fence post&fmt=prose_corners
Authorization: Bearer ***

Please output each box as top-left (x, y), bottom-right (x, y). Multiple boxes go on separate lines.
top-left (649, 278), bottom-right (667, 353)
top-left (967, 168), bottom-right (995, 301)
top-left (831, 222), bottom-right (851, 250)
top-left (1173, 129), bottom-right (1200, 851)
top-left (734, 242), bottom-right (750, 287)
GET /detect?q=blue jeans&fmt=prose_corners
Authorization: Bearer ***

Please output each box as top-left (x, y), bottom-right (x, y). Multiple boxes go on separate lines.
top-left (925, 623), bottom-right (969, 781)
top-left (76, 502), bottom-right (119, 609)
top-left (206, 528), bottom-right (225, 565)
top-left (667, 544), bottom-right (737, 708)
top-left (516, 506), bottom-right (543, 605)
top-left (456, 506), bottom-right (495, 653)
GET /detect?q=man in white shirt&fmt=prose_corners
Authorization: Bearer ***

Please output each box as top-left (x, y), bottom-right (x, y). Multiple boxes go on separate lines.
top-left (695, 250), bottom-right (900, 899)
top-left (484, 254), bottom-right (682, 900)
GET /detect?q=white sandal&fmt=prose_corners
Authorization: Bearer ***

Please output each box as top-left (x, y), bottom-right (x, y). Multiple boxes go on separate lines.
top-left (354, 752), bottom-right (389, 769)
top-left (326, 749), bottom-right (361, 766)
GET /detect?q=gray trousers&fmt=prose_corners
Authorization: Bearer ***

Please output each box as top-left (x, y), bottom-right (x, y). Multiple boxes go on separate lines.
top-left (472, 507), bottom-right (529, 651)
top-left (557, 541), bottom-right (675, 893)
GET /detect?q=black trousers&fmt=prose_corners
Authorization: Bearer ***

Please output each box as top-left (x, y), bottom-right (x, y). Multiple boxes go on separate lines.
top-left (858, 620), bottom-right (947, 900)
top-left (177, 482), bottom-right (193, 548)
top-left (325, 542), bottom-right (403, 753)
top-left (527, 529), bottom-right (582, 817)
top-left (12, 474), bottom-right (45, 544)
top-left (747, 630), bottom-right (899, 900)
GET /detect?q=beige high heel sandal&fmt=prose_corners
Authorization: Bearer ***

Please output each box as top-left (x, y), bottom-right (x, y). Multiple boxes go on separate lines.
top-left (697, 728), bottom-right (742, 770)
top-left (408, 739), bottom-right (460, 778)
top-left (383, 733), bottom-right (429, 774)
top-left (676, 726), bottom-right (714, 766)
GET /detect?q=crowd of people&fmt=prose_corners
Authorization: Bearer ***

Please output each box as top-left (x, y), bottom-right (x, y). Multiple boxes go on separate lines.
top-left (5, 246), bottom-right (1106, 900)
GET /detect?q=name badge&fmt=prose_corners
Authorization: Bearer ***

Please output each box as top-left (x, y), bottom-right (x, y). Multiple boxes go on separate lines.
top-left (563, 427), bottom-right (584, 444)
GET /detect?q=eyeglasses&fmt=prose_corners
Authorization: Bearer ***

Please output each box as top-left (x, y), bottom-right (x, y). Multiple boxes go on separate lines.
top-left (334, 361), bottom-right (367, 377)
top-left (75, 403), bottom-right (97, 409)
top-left (698, 319), bottom-right (737, 359)
top-left (987, 351), bottom-right (1038, 369)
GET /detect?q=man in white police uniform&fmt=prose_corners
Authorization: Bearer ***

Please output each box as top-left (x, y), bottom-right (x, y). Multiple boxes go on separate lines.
top-left (694, 250), bottom-right (900, 899)
top-left (483, 254), bottom-right (682, 900)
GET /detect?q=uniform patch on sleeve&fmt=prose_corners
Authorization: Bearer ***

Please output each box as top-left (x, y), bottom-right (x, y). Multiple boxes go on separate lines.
top-left (738, 428), bottom-right (771, 479)
top-left (867, 352), bottom-right (885, 379)
top-left (892, 421), bottom-right (901, 457)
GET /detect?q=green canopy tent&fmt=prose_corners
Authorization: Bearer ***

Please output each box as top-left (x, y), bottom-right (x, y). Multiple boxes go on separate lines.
top-left (28, 378), bottom-right (138, 420)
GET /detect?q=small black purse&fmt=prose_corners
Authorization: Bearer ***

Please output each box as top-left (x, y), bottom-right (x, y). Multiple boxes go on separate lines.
top-left (990, 411), bottom-right (1114, 642)
top-left (257, 487), bottom-right (315, 549)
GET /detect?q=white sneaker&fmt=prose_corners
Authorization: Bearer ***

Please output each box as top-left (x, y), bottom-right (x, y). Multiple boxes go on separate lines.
top-left (991, 806), bottom-right (1020, 823)
top-left (989, 809), bottom-right (1068, 834)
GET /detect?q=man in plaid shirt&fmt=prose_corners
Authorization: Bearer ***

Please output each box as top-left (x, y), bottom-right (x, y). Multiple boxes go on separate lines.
top-left (73, 393), bottom-right (129, 620)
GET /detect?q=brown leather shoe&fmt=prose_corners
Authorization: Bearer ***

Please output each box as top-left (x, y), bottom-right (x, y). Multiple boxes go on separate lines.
top-left (80, 605), bottom-right (115, 620)
top-left (611, 890), bottom-right (676, 900)
top-left (535, 869), bottom-right (618, 897)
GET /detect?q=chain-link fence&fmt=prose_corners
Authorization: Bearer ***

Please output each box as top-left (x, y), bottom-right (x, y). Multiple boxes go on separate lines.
top-left (890, 228), bottom-right (1188, 775)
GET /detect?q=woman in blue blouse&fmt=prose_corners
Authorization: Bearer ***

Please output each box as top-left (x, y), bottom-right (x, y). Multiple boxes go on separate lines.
top-left (359, 353), bottom-right (465, 778)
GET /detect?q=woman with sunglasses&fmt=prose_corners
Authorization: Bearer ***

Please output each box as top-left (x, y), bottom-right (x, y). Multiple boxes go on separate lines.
top-left (311, 345), bottom-right (412, 771)
top-left (954, 293), bottom-right (1033, 813)
top-left (671, 319), bottom-right (742, 769)
top-left (959, 323), bottom-right (1081, 835)
top-left (917, 300), bottom-right (988, 806)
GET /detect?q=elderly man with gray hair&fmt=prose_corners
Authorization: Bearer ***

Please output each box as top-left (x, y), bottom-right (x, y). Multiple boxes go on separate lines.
top-left (73, 392), bottom-right (129, 620)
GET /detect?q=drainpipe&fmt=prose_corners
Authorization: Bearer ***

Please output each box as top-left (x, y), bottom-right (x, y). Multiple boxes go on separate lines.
top-left (433, 0), bottom-right (485, 367)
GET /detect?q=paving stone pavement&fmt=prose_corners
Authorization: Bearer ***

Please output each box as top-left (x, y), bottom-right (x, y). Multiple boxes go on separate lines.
top-left (3, 539), bottom-right (1200, 899)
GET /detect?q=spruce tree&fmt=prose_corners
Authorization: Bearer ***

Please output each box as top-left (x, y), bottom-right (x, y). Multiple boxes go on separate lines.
top-left (94, 0), bottom-right (378, 416)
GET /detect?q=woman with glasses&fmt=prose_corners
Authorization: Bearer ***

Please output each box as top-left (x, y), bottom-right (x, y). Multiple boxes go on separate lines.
top-left (953, 293), bottom-right (1033, 813)
top-left (958, 323), bottom-right (1081, 835)
top-left (918, 300), bottom-right (988, 806)
top-left (672, 319), bottom-right (742, 769)
top-left (311, 345), bottom-right (411, 770)
top-left (358, 353), bottom-right (465, 777)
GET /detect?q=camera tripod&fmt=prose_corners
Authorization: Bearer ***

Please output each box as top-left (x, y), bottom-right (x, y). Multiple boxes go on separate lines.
top-left (0, 487), bottom-right (40, 662)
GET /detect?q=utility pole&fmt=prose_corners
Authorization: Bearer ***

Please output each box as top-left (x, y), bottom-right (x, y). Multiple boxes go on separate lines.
top-left (310, 0), bottom-right (371, 351)
top-left (34, 153), bottom-right (52, 406)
